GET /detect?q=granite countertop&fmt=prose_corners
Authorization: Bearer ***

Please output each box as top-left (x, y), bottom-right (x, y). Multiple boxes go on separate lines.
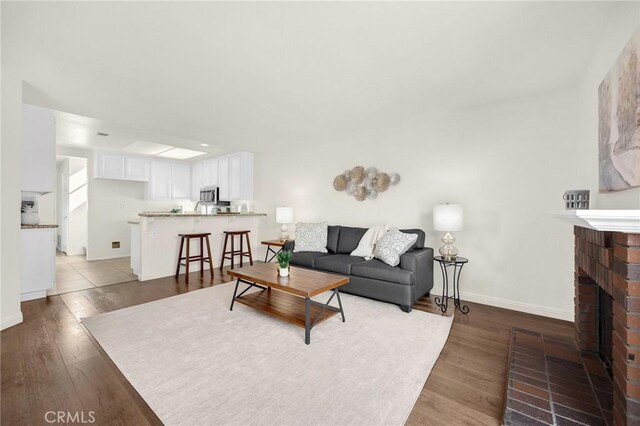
top-left (138, 212), bottom-right (267, 218)
top-left (21, 224), bottom-right (59, 229)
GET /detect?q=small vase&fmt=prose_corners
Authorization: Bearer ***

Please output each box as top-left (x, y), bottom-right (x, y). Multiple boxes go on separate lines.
top-left (278, 267), bottom-right (289, 277)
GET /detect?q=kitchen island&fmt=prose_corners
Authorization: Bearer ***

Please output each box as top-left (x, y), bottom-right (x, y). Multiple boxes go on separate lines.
top-left (130, 212), bottom-right (267, 281)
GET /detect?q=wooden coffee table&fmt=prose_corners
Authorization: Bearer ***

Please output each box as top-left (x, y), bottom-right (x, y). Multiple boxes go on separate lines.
top-left (227, 263), bottom-right (348, 344)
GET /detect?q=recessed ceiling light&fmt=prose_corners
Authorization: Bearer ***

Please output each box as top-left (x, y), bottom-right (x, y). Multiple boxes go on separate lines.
top-left (96, 132), bottom-right (109, 137)
top-left (157, 147), bottom-right (207, 160)
top-left (200, 143), bottom-right (209, 147)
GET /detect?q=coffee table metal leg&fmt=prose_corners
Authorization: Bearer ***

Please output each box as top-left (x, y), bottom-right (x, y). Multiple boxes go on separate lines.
top-left (230, 279), bottom-right (240, 311)
top-left (335, 288), bottom-right (346, 322)
top-left (305, 297), bottom-right (311, 345)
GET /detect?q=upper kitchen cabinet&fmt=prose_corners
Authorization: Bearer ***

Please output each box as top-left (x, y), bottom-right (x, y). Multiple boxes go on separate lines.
top-left (229, 152), bottom-right (253, 201)
top-left (146, 160), bottom-right (191, 201)
top-left (203, 158), bottom-right (219, 186)
top-left (190, 152), bottom-right (253, 202)
top-left (95, 151), bottom-right (149, 181)
top-left (218, 156), bottom-right (230, 201)
top-left (170, 162), bottom-right (191, 200)
top-left (22, 104), bottom-right (55, 193)
top-left (147, 160), bottom-right (172, 200)
top-left (124, 156), bottom-right (149, 181)
top-left (191, 161), bottom-right (203, 201)
top-left (95, 152), bottom-right (126, 180)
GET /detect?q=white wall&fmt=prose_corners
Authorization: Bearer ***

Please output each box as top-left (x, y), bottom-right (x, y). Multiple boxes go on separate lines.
top-left (38, 190), bottom-right (55, 224)
top-left (253, 4), bottom-right (640, 322)
top-left (57, 147), bottom-right (183, 260)
top-left (1, 75), bottom-right (24, 330)
top-left (579, 2), bottom-right (640, 209)
top-left (254, 87), bottom-right (580, 320)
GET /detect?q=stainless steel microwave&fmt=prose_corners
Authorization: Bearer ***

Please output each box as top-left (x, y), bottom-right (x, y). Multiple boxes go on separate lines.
top-left (199, 186), bottom-right (219, 204)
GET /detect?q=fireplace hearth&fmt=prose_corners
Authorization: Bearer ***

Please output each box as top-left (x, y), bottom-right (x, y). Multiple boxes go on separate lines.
top-left (574, 226), bottom-right (640, 425)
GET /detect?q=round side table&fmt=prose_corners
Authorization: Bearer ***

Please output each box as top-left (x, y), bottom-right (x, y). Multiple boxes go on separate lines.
top-left (434, 256), bottom-right (470, 314)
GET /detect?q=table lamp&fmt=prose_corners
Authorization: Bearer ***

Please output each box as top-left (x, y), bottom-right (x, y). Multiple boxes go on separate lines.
top-left (276, 207), bottom-right (294, 241)
top-left (433, 203), bottom-right (463, 260)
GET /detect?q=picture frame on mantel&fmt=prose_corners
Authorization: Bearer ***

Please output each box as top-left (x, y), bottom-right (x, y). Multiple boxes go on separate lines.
top-left (598, 29), bottom-right (640, 193)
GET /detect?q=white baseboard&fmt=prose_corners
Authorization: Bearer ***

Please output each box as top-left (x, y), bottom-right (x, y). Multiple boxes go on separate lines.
top-left (86, 254), bottom-right (130, 261)
top-left (431, 287), bottom-right (574, 322)
top-left (1, 311), bottom-right (23, 330)
top-left (21, 290), bottom-right (48, 302)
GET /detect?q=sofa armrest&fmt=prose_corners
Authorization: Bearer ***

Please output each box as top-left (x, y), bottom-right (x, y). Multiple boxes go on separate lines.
top-left (400, 247), bottom-right (434, 300)
top-left (282, 240), bottom-right (295, 252)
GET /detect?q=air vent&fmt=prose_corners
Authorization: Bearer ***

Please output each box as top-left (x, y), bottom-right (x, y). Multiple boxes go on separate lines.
top-left (97, 132), bottom-right (109, 137)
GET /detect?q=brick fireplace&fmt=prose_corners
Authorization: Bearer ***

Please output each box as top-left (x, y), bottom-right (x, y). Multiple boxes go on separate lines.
top-left (574, 226), bottom-right (640, 425)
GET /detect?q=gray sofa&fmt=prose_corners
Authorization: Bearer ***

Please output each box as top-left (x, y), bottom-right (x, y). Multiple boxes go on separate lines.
top-left (283, 226), bottom-right (434, 312)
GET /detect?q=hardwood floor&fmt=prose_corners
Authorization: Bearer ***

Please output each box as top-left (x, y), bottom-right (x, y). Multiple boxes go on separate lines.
top-left (1, 265), bottom-right (574, 425)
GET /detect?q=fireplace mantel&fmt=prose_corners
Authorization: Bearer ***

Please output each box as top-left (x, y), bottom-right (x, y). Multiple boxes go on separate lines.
top-left (552, 209), bottom-right (640, 234)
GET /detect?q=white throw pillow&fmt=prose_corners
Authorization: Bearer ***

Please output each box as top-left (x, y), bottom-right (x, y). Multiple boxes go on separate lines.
top-left (373, 229), bottom-right (418, 267)
top-left (350, 225), bottom-right (389, 260)
top-left (293, 222), bottom-right (328, 253)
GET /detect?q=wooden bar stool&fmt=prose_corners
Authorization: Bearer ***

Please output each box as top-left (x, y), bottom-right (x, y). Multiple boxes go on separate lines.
top-left (220, 230), bottom-right (253, 270)
top-left (175, 233), bottom-right (214, 284)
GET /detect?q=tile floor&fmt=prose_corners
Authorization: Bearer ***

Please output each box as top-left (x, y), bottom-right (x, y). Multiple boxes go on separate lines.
top-left (55, 252), bottom-right (137, 294)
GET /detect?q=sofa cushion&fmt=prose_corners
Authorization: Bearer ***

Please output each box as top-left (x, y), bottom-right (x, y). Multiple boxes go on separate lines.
top-left (336, 226), bottom-right (368, 254)
top-left (314, 254), bottom-right (366, 275)
top-left (327, 225), bottom-right (340, 253)
top-left (294, 222), bottom-right (328, 253)
top-left (351, 259), bottom-right (415, 286)
top-left (400, 228), bottom-right (425, 251)
top-left (290, 252), bottom-right (331, 268)
top-left (374, 229), bottom-right (418, 267)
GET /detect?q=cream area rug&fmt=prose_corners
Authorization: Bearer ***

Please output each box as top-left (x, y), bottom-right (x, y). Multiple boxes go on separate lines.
top-left (82, 282), bottom-right (453, 426)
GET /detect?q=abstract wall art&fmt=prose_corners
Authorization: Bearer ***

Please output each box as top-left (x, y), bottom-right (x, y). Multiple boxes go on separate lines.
top-left (599, 30), bottom-right (640, 192)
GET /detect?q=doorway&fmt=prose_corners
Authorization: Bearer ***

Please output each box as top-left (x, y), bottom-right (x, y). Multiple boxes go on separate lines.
top-left (56, 156), bottom-right (88, 256)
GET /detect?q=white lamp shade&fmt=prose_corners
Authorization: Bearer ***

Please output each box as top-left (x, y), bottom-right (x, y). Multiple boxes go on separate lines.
top-left (275, 207), bottom-right (294, 224)
top-left (433, 204), bottom-right (463, 231)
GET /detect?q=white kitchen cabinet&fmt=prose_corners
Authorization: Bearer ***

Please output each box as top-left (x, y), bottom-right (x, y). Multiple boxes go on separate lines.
top-left (22, 227), bottom-right (56, 301)
top-left (130, 223), bottom-right (141, 277)
top-left (190, 152), bottom-right (253, 202)
top-left (171, 162), bottom-right (191, 200)
top-left (203, 158), bottom-right (219, 186)
top-left (147, 160), bottom-right (172, 200)
top-left (95, 152), bottom-right (126, 180)
top-left (229, 152), bottom-right (254, 200)
top-left (125, 157), bottom-right (149, 181)
top-left (22, 104), bottom-right (55, 193)
top-left (229, 153), bottom-right (242, 200)
top-left (218, 156), bottom-right (230, 201)
top-left (191, 161), bottom-right (203, 201)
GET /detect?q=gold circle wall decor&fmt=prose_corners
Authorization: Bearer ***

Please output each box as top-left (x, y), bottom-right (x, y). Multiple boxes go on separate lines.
top-left (333, 175), bottom-right (347, 191)
top-left (351, 166), bottom-right (365, 184)
top-left (333, 167), bottom-right (400, 201)
top-left (375, 173), bottom-right (390, 192)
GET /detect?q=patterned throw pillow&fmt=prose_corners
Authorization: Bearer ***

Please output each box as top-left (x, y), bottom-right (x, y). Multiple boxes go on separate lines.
top-left (294, 222), bottom-right (329, 253)
top-left (373, 229), bottom-right (418, 267)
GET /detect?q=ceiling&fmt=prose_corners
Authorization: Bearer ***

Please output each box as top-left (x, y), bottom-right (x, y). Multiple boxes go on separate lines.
top-left (3, 1), bottom-right (615, 153)
top-left (54, 110), bottom-right (213, 159)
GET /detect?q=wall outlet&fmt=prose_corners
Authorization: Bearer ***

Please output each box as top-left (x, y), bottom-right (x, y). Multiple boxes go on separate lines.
top-left (112, 241), bottom-right (120, 249)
